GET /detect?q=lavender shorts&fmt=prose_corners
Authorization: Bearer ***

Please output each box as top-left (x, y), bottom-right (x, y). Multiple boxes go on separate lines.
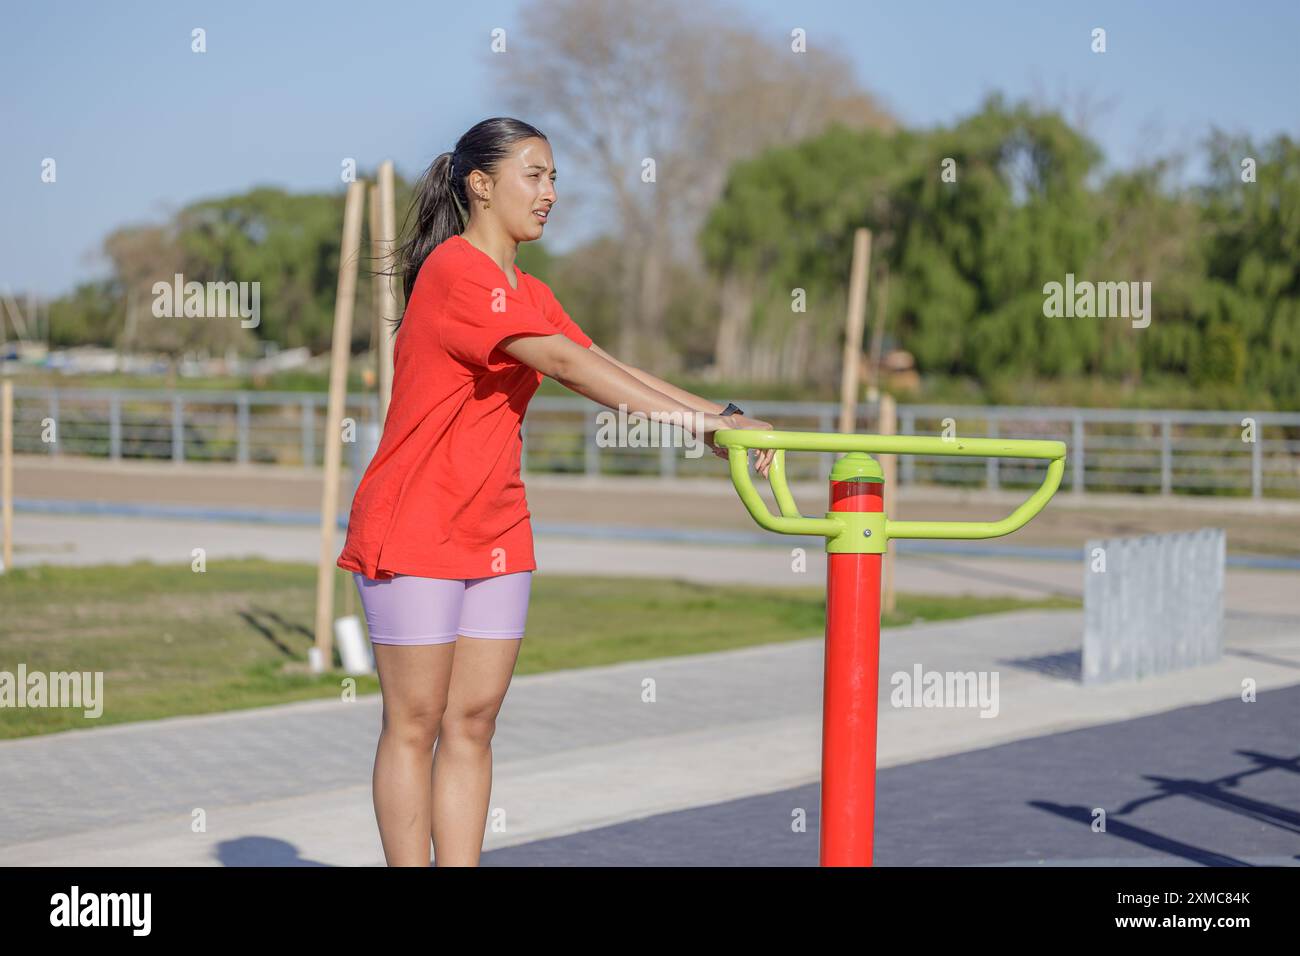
top-left (352, 571), bottom-right (533, 645)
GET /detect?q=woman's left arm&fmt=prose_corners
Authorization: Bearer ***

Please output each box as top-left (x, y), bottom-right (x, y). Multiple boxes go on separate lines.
top-left (587, 343), bottom-right (726, 415)
top-left (587, 342), bottom-right (774, 472)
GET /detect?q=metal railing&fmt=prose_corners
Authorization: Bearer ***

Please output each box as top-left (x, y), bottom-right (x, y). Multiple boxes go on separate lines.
top-left (6, 386), bottom-right (1300, 498)
top-left (6, 387), bottom-right (378, 467)
top-left (896, 404), bottom-right (1299, 499)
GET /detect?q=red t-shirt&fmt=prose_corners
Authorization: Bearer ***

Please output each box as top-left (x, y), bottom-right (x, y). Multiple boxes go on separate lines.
top-left (336, 233), bottom-right (592, 580)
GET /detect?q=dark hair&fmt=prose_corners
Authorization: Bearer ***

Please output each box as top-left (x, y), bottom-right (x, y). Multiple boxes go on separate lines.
top-left (384, 117), bottom-right (547, 337)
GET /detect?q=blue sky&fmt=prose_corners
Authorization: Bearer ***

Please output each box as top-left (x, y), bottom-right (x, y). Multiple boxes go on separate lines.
top-left (4, 0), bottom-right (1298, 297)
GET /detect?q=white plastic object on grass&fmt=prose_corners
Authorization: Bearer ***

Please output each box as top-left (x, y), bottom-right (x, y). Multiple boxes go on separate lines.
top-left (334, 614), bottom-right (374, 675)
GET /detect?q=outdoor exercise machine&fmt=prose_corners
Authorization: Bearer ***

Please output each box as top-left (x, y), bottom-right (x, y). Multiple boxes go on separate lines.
top-left (713, 427), bottom-right (1067, 867)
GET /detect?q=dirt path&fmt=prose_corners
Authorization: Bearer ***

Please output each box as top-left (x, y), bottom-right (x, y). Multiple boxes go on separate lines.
top-left (11, 454), bottom-right (1300, 556)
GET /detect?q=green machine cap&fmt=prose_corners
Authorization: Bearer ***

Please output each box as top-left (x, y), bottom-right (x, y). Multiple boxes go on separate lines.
top-left (829, 451), bottom-right (884, 483)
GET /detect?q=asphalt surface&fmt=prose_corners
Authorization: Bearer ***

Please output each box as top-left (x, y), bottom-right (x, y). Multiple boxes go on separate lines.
top-left (484, 684), bottom-right (1300, 867)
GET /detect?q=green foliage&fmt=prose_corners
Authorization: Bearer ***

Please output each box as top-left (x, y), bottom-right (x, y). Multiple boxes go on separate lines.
top-left (1191, 323), bottom-right (1246, 386)
top-left (702, 97), bottom-right (1300, 408)
top-left (48, 172), bottom-right (420, 357)
top-left (48, 278), bottom-right (123, 347)
top-left (176, 187), bottom-right (351, 351)
top-left (702, 122), bottom-right (923, 315)
top-left (43, 107), bottom-right (1300, 410)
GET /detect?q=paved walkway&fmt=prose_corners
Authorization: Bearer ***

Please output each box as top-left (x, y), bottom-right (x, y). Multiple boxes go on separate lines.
top-left (4, 463), bottom-right (1298, 865)
top-left (2, 607), bottom-right (1297, 866)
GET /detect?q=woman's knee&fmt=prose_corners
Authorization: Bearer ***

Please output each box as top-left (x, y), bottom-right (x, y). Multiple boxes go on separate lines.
top-left (439, 705), bottom-right (500, 748)
top-left (381, 704), bottom-right (445, 750)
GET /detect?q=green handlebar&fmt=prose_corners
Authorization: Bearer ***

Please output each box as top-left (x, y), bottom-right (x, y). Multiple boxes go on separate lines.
top-left (714, 429), bottom-right (1067, 548)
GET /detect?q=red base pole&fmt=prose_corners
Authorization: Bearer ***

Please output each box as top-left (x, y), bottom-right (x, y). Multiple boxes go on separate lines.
top-left (820, 478), bottom-right (883, 866)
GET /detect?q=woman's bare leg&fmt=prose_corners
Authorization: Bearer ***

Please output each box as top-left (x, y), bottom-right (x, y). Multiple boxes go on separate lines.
top-left (371, 641), bottom-right (455, 866)
top-left (431, 635), bottom-right (523, 866)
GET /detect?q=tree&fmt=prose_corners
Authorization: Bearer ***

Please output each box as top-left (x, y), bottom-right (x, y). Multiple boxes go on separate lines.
top-left (889, 95), bottom-right (1105, 382)
top-left (495, 0), bottom-right (894, 369)
top-left (1193, 131), bottom-right (1300, 406)
top-left (700, 123), bottom-right (922, 381)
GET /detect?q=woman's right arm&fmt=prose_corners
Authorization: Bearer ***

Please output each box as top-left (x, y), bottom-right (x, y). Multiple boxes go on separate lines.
top-left (500, 333), bottom-right (773, 473)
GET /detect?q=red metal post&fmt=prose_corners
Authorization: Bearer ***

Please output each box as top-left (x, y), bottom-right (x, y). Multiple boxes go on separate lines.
top-left (820, 475), bottom-right (883, 866)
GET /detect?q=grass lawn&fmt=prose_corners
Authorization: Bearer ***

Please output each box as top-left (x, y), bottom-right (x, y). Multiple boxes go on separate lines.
top-left (0, 559), bottom-right (1079, 739)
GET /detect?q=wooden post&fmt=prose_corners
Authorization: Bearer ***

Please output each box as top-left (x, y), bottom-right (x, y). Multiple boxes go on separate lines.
top-left (366, 183), bottom-right (382, 375)
top-left (837, 229), bottom-right (872, 434)
top-left (376, 160), bottom-right (402, 425)
top-left (2, 293), bottom-right (32, 345)
top-left (879, 391), bottom-right (897, 614)
top-left (867, 265), bottom-right (890, 396)
top-left (314, 180), bottom-right (367, 670)
top-left (2, 381), bottom-right (12, 574)
top-left (353, 181), bottom-right (385, 623)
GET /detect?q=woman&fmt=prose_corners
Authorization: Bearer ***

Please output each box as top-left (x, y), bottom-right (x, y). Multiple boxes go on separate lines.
top-left (336, 116), bottom-right (776, 866)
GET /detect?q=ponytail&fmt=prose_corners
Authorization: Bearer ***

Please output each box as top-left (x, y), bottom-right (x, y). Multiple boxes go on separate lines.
top-left (384, 117), bottom-right (547, 337)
